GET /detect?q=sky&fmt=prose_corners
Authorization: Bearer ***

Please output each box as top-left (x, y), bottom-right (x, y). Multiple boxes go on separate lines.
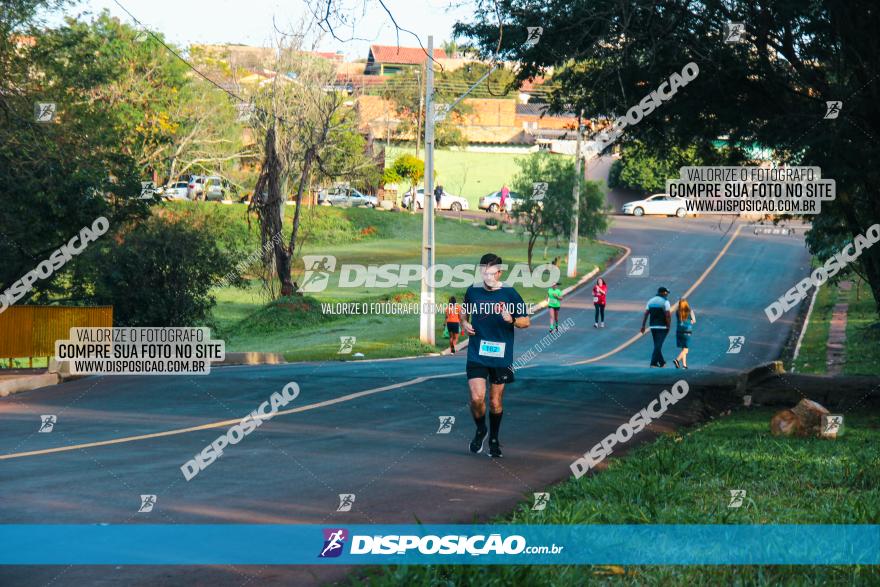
top-left (47, 0), bottom-right (475, 58)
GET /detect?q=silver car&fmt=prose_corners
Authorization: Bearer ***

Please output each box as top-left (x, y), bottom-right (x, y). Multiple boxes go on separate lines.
top-left (319, 187), bottom-right (376, 208)
top-left (163, 181), bottom-right (190, 200)
top-left (479, 190), bottom-right (522, 213)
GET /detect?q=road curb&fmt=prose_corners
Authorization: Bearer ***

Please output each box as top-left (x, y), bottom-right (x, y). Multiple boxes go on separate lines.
top-left (0, 372), bottom-right (60, 397)
top-left (219, 352), bottom-right (287, 366)
top-left (735, 360), bottom-right (785, 396)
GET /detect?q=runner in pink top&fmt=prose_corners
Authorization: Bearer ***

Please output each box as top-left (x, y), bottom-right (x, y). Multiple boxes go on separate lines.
top-left (499, 184), bottom-right (509, 212)
top-left (592, 277), bottom-right (607, 328)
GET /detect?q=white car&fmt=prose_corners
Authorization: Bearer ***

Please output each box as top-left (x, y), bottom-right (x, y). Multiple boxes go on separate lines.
top-left (622, 193), bottom-right (687, 217)
top-left (162, 181), bottom-right (190, 200)
top-left (403, 188), bottom-right (469, 212)
top-left (479, 190), bottom-right (523, 213)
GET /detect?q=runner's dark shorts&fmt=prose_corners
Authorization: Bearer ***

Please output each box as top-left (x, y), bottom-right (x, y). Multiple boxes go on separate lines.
top-left (446, 322), bottom-right (460, 334)
top-left (466, 362), bottom-right (515, 384)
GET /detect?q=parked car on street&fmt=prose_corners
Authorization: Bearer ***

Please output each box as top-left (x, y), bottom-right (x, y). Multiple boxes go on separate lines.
top-left (162, 181), bottom-right (190, 200)
top-left (479, 190), bottom-right (523, 213)
top-left (187, 175), bottom-right (206, 200)
top-left (402, 188), bottom-right (469, 211)
top-left (204, 176), bottom-right (235, 201)
top-left (622, 193), bottom-right (688, 217)
top-left (318, 187), bottom-right (376, 208)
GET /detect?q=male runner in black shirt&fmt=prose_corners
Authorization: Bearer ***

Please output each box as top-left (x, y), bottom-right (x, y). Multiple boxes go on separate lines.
top-left (461, 253), bottom-right (530, 457)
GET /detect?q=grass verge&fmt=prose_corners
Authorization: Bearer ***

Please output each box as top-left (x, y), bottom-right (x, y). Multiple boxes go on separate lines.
top-left (843, 278), bottom-right (880, 376)
top-left (353, 407), bottom-right (880, 586)
top-left (792, 284), bottom-right (837, 374)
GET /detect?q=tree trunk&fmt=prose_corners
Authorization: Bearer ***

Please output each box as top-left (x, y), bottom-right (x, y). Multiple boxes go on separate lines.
top-left (250, 126), bottom-right (291, 296)
top-left (287, 148), bottom-right (315, 295)
top-left (527, 233), bottom-right (539, 270)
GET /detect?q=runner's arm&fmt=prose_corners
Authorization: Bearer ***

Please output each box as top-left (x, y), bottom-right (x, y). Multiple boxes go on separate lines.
top-left (640, 310), bottom-right (648, 334)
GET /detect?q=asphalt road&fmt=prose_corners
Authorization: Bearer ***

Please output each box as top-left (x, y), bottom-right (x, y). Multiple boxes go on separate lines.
top-left (0, 215), bottom-right (812, 586)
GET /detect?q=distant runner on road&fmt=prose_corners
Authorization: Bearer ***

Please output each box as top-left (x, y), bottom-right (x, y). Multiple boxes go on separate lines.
top-left (593, 277), bottom-right (607, 328)
top-left (461, 253), bottom-right (530, 458)
top-left (445, 295), bottom-right (462, 353)
top-left (547, 282), bottom-right (563, 332)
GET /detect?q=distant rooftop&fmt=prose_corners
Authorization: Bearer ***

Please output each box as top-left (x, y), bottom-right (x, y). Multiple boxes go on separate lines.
top-left (516, 103), bottom-right (577, 118)
top-left (368, 44), bottom-right (447, 65)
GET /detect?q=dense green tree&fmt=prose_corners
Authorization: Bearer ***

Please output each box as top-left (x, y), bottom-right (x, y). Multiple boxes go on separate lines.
top-left (76, 214), bottom-right (239, 326)
top-left (609, 142), bottom-right (711, 194)
top-left (0, 3), bottom-right (149, 300)
top-left (383, 154), bottom-right (425, 208)
top-left (512, 151), bottom-right (608, 268)
top-left (457, 0), bottom-right (880, 315)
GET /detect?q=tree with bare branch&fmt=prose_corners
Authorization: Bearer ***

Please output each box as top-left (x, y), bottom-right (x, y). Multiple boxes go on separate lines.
top-left (248, 28), bottom-right (376, 296)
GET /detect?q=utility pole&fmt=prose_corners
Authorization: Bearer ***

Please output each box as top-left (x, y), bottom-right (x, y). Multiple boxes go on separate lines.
top-left (566, 111), bottom-right (584, 278)
top-left (419, 36), bottom-right (436, 345)
top-left (415, 66), bottom-right (424, 159)
top-left (419, 40), bottom-right (498, 345)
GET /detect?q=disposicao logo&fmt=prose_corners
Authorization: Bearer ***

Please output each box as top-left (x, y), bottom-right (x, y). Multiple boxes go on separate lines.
top-left (319, 528), bottom-right (348, 558)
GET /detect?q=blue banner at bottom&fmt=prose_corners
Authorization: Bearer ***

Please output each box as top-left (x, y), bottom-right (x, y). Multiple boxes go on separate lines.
top-left (0, 525), bottom-right (877, 565)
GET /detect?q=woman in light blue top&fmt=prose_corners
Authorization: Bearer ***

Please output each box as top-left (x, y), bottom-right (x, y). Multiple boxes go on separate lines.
top-left (673, 298), bottom-right (696, 369)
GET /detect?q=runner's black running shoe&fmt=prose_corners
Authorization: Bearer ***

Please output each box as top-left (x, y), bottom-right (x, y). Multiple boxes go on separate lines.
top-left (469, 428), bottom-right (488, 454)
top-left (488, 438), bottom-right (503, 458)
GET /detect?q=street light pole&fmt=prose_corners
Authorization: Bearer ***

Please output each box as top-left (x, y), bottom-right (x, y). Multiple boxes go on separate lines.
top-left (419, 36), bottom-right (436, 345)
top-left (566, 111), bottom-right (584, 278)
top-left (419, 42), bottom-right (499, 344)
top-left (415, 66), bottom-right (423, 159)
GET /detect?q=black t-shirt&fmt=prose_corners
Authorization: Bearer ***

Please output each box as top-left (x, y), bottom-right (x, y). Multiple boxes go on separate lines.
top-left (463, 284), bottom-right (528, 367)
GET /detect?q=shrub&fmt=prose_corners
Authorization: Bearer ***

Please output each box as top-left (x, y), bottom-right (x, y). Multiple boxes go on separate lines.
top-left (78, 214), bottom-right (240, 326)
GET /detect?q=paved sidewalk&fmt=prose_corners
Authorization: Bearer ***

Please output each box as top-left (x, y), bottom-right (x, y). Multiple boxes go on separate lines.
top-left (826, 281), bottom-right (853, 375)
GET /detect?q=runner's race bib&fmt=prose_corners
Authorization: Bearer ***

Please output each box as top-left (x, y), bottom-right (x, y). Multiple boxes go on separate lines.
top-left (593, 296), bottom-right (599, 303)
top-left (479, 339), bottom-right (506, 358)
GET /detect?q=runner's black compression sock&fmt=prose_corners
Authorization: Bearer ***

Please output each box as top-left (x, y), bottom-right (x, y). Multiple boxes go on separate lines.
top-left (489, 411), bottom-right (503, 440)
top-left (473, 412), bottom-right (486, 433)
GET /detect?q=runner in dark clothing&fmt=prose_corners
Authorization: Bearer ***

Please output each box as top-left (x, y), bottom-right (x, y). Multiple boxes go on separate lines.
top-left (461, 253), bottom-right (531, 458)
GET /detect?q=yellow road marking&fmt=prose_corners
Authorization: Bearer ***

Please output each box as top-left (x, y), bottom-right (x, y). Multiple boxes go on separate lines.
top-left (0, 225), bottom-right (741, 460)
top-left (0, 372), bottom-right (463, 461)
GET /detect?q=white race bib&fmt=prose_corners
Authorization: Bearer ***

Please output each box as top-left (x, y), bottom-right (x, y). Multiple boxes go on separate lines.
top-left (478, 339), bottom-right (506, 358)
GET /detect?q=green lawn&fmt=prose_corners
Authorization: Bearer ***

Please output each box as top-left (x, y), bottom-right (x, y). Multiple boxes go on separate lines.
top-left (212, 208), bottom-right (619, 361)
top-left (353, 408), bottom-right (880, 586)
top-left (843, 278), bottom-right (880, 376)
top-left (385, 146), bottom-right (572, 209)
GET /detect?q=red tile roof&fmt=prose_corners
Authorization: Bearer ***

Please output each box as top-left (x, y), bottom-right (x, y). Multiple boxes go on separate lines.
top-left (369, 44), bottom-right (447, 65)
